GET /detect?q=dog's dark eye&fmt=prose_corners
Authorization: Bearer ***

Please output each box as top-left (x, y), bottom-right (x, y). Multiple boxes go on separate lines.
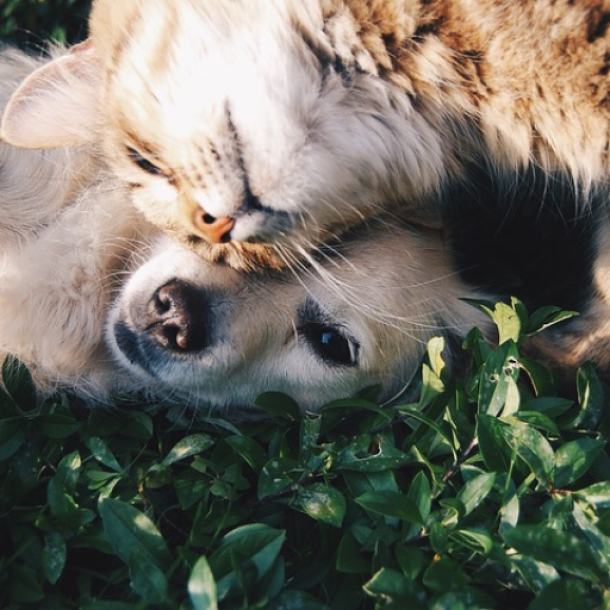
top-left (127, 147), bottom-right (163, 175)
top-left (301, 323), bottom-right (359, 367)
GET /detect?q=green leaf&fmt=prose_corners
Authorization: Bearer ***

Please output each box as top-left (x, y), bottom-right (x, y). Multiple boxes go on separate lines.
top-left (355, 491), bottom-right (423, 524)
top-left (527, 306), bottom-right (578, 335)
top-left (570, 503), bottom-right (610, 585)
top-left (225, 435), bottom-right (267, 471)
top-left (499, 477), bottom-right (520, 533)
top-left (87, 437), bottom-right (123, 473)
top-left (514, 410), bottom-right (560, 436)
top-left (530, 577), bottom-right (598, 610)
top-left (299, 414), bottom-right (322, 465)
top-left (258, 457), bottom-right (300, 499)
top-left (554, 439), bottom-right (605, 487)
top-left (8, 565), bottom-right (45, 603)
top-left (292, 483), bottom-right (346, 527)
top-left (477, 414), bottom-right (512, 473)
top-left (161, 434), bottom-right (215, 466)
top-left (2, 355), bottom-right (37, 408)
top-left (523, 396), bottom-right (574, 418)
top-left (518, 356), bottom-right (556, 397)
top-left (336, 534), bottom-right (370, 573)
top-left (42, 532), bottom-right (67, 585)
top-left (335, 434), bottom-right (412, 472)
top-left (422, 557), bottom-right (470, 592)
top-left (511, 556), bottom-right (559, 594)
top-left (575, 363), bottom-right (605, 428)
top-left (427, 336), bottom-right (447, 380)
top-left (406, 471), bottom-right (431, 538)
top-left (255, 392), bottom-right (301, 421)
top-left (98, 498), bottom-right (172, 569)
top-left (364, 568), bottom-right (426, 607)
top-left (189, 556), bottom-right (218, 610)
top-left (468, 298), bottom-right (528, 343)
top-left (210, 524), bottom-right (286, 601)
top-left (0, 419), bottom-right (27, 460)
top-left (493, 301), bottom-right (522, 344)
top-left (267, 590), bottom-right (327, 609)
top-left (450, 528), bottom-right (494, 554)
top-left (503, 525), bottom-right (604, 582)
top-left (420, 363), bottom-right (445, 407)
top-left (395, 544), bottom-right (424, 580)
top-left (128, 551), bottom-right (168, 605)
top-left (500, 421), bottom-right (555, 488)
top-left (477, 341), bottom-right (521, 416)
top-left (457, 472), bottom-right (495, 516)
top-left (575, 481), bottom-right (610, 508)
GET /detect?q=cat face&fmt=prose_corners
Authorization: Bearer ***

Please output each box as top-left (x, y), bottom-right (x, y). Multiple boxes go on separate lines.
top-left (91, 0), bottom-right (447, 269)
top-left (1, 0), bottom-right (444, 270)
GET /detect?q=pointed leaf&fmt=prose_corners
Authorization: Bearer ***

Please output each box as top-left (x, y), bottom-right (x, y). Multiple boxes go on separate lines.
top-left (457, 472), bottom-right (496, 516)
top-left (554, 439), bottom-right (605, 487)
top-left (477, 341), bottom-right (521, 416)
top-left (189, 556), bottom-right (218, 610)
top-left (128, 551), bottom-right (168, 604)
top-left (161, 434), bottom-right (214, 466)
top-left (98, 498), bottom-right (171, 569)
top-left (87, 437), bottom-right (123, 473)
top-left (42, 532), bottom-right (67, 585)
top-left (355, 491), bottom-right (423, 524)
top-left (292, 483), bottom-right (346, 527)
top-left (502, 525), bottom-right (603, 582)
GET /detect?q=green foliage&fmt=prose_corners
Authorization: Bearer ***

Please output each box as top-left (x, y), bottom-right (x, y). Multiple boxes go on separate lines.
top-left (1, 300), bottom-right (610, 607)
top-left (0, 0), bottom-right (92, 48)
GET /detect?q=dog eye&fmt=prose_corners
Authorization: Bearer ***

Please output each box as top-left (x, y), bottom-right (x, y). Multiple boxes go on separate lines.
top-left (301, 323), bottom-right (359, 367)
top-left (127, 146), bottom-right (164, 175)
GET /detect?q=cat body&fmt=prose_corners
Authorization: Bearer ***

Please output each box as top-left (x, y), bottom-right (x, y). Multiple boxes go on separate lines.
top-left (3, 1), bottom-right (610, 269)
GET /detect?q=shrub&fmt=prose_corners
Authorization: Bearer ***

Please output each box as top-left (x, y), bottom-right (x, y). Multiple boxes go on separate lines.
top-left (0, 0), bottom-right (91, 48)
top-left (1, 300), bottom-right (609, 607)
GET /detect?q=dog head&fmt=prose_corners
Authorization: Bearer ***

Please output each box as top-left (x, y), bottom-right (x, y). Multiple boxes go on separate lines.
top-left (106, 223), bottom-right (489, 413)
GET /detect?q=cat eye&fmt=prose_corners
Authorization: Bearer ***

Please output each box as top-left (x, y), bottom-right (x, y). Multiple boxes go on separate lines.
top-left (300, 322), bottom-right (359, 367)
top-left (126, 146), bottom-right (164, 176)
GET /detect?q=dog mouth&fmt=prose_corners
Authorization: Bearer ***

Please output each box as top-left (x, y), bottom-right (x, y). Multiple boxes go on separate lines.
top-left (112, 320), bottom-right (158, 377)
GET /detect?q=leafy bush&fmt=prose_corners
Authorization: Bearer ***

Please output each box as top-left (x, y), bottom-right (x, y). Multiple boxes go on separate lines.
top-left (1, 299), bottom-right (610, 608)
top-left (0, 0), bottom-right (91, 48)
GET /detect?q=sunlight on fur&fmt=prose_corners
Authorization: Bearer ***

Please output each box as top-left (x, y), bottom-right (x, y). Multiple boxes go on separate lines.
top-left (4, 1), bottom-right (610, 271)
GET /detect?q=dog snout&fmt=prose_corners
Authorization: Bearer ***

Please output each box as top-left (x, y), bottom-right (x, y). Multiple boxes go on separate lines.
top-left (145, 280), bottom-right (210, 352)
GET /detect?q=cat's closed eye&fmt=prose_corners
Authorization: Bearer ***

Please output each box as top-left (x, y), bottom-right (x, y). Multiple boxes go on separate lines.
top-left (127, 146), bottom-right (164, 176)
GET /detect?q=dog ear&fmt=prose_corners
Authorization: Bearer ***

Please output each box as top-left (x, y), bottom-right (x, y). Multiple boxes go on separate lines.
top-left (1, 40), bottom-right (103, 149)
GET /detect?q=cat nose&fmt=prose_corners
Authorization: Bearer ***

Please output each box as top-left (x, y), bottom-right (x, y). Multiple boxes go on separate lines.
top-left (192, 209), bottom-right (235, 243)
top-left (145, 280), bottom-right (210, 352)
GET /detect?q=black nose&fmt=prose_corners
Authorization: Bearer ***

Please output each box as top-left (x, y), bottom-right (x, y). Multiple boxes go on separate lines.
top-left (145, 280), bottom-right (209, 352)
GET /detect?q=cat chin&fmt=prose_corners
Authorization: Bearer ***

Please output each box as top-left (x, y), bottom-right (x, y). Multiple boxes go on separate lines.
top-left (171, 232), bottom-right (287, 272)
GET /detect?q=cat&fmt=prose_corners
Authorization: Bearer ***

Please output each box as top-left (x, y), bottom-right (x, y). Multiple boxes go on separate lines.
top-left (3, 0), bottom-right (610, 271)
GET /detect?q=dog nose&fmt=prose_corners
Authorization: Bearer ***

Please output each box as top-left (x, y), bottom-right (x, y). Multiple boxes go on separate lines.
top-left (146, 280), bottom-right (209, 351)
top-left (192, 209), bottom-right (235, 243)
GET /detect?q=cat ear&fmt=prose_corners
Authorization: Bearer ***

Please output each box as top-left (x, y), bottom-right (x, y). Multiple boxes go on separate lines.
top-left (1, 41), bottom-right (103, 149)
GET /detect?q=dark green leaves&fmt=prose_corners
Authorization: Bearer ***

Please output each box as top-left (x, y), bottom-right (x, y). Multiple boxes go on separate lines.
top-left (1, 297), bottom-right (609, 607)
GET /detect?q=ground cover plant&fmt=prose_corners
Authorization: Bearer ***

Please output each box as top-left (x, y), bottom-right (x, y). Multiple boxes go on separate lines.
top-left (0, 0), bottom-right (90, 48)
top-left (2, 299), bottom-right (610, 608)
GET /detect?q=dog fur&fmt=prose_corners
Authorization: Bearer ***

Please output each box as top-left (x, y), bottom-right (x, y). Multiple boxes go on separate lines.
top-left (3, 1), bottom-right (610, 271)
